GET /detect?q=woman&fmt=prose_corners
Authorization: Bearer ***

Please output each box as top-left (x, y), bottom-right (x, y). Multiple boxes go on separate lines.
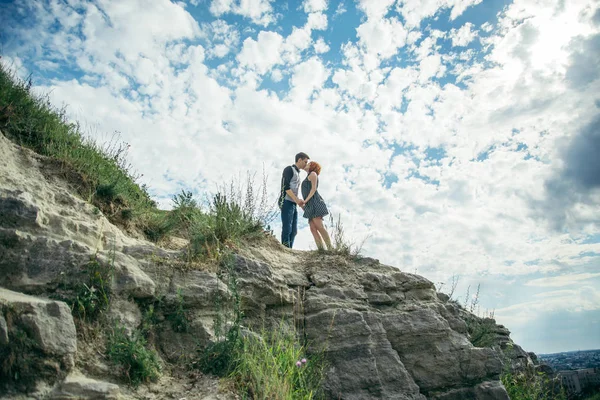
top-left (301, 161), bottom-right (333, 251)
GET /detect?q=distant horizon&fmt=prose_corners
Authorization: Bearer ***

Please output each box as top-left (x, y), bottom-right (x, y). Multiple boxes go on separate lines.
top-left (2, 0), bottom-right (599, 354)
top-left (538, 348), bottom-right (600, 356)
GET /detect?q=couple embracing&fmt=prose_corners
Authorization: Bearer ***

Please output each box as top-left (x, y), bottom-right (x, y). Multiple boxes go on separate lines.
top-left (278, 152), bottom-right (332, 251)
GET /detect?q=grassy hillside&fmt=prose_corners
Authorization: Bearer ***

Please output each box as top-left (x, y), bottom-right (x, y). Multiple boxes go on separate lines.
top-left (0, 62), bottom-right (273, 252)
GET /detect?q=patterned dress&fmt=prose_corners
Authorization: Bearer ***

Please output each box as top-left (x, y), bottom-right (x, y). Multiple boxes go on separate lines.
top-left (301, 174), bottom-right (329, 220)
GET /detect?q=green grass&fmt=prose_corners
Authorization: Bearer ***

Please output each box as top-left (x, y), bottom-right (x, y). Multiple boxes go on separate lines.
top-left (232, 326), bottom-right (327, 400)
top-left (106, 325), bottom-right (162, 385)
top-left (0, 63), bottom-right (273, 250)
top-left (501, 369), bottom-right (566, 400)
top-left (465, 317), bottom-right (498, 348)
top-left (72, 253), bottom-right (115, 322)
top-left (0, 63), bottom-right (156, 224)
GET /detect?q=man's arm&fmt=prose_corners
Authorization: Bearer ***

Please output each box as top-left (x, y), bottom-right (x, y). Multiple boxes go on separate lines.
top-left (285, 189), bottom-right (304, 206)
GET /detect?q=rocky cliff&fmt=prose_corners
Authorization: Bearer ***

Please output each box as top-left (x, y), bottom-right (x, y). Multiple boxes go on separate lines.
top-left (0, 130), bottom-right (532, 399)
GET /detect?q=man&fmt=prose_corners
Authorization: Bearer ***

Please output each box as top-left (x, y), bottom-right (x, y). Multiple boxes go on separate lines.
top-left (279, 152), bottom-right (309, 248)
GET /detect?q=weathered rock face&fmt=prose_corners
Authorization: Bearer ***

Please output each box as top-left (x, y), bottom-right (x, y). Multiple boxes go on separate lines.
top-left (0, 288), bottom-right (77, 390)
top-left (230, 249), bottom-right (508, 400)
top-left (0, 130), bottom-right (527, 399)
top-left (48, 373), bottom-right (120, 400)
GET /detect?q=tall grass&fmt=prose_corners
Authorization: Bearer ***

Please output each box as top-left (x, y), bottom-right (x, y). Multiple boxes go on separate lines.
top-left (232, 327), bottom-right (327, 400)
top-left (0, 62), bottom-right (155, 221)
top-left (187, 173), bottom-right (276, 259)
top-left (327, 213), bottom-right (370, 257)
top-left (106, 325), bottom-right (162, 385)
top-left (501, 368), bottom-right (566, 400)
top-left (500, 344), bottom-right (566, 400)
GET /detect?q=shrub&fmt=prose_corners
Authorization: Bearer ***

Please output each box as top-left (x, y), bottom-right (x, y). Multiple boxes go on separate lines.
top-left (189, 192), bottom-right (264, 259)
top-left (501, 369), bottom-right (566, 400)
top-left (465, 317), bottom-right (497, 348)
top-left (106, 325), bottom-right (161, 385)
top-left (500, 344), bottom-right (566, 400)
top-left (140, 209), bottom-right (175, 243)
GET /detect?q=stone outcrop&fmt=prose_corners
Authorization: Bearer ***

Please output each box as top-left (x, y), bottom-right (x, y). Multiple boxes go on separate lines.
top-left (48, 373), bottom-right (120, 400)
top-left (0, 288), bottom-right (77, 390)
top-left (0, 130), bottom-right (528, 399)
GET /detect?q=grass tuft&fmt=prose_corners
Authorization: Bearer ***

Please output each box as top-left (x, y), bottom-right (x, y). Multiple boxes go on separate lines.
top-left (327, 213), bottom-right (369, 258)
top-left (232, 326), bottom-right (327, 400)
top-left (106, 325), bottom-right (162, 386)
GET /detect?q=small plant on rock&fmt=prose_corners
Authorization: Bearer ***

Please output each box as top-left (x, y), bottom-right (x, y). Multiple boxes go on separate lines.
top-left (72, 252), bottom-right (114, 322)
top-left (167, 289), bottom-right (190, 333)
top-left (106, 324), bottom-right (161, 385)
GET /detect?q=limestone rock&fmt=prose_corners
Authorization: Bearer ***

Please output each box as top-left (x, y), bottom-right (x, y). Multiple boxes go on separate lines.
top-left (169, 270), bottom-right (229, 308)
top-left (431, 380), bottom-right (510, 400)
top-left (0, 289), bottom-right (77, 356)
top-left (0, 288), bottom-right (77, 387)
top-left (107, 299), bottom-right (142, 336)
top-left (49, 373), bottom-right (120, 400)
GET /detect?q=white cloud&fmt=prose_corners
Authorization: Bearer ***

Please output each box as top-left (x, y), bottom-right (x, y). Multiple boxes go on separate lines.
top-left (356, 17), bottom-right (408, 60)
top-left (282, 27), bottom-right (313, 64)
top-left (357, 0), bottom-right (396, 19)
top-left (396, 0), bottom-right (483, 28)
top-left (418, 54), bottom-right (445, 81)
top-left (481, 22), bottom-right (494, 33)
top-left (334, 2), bottom-right (347, 17)
top-left (306, 12), bottom-right (328, 30)
top-left (495, 285), bottom-right (600, 325)
top-left (450, 22), bottom-right (477, 47)
top-left (526, 273), bottom-right (600, 287)
top-left (204, 20), bottom-right (240, 59)
top-left (270, 69), bottom-right (283, 82)
top-left (237, 31), bottom-right (284, 74)
top-left (210, 0), bottom-right (275, 26)
top-left (289, 57), bottom-right (329, 100)
top-left (374, 67), bottom-right (418, 112)
top-left (303, 0), bottom-right (328, 13)
top-left (314, 37), bottom-right (330, 54)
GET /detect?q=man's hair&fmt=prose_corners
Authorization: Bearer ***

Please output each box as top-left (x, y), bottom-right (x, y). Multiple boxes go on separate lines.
top-left (308, 161), bottom-right (321, 175)
top-left (295, 152), bottom-right (310, 162)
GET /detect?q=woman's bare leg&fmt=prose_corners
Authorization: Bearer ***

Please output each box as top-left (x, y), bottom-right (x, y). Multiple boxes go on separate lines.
top-left (313, 217), bottom-right (332, 251)
top-left (309, 219), bottom-right (324, 250)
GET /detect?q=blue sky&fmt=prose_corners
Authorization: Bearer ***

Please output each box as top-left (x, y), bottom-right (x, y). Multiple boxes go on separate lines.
top-left (1, 0), bottom-right (600, 354)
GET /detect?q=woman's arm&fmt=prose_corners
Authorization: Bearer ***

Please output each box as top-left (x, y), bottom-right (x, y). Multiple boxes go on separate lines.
top-left (305, 172), bottom-right (318, 203)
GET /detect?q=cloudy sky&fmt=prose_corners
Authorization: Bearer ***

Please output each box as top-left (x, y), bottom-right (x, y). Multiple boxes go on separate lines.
top-left (2, 0), bottom-right (600, 354)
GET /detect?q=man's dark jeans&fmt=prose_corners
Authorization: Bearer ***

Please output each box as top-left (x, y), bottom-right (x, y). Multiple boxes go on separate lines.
top-left (281, 200), bottom-right (298, 248)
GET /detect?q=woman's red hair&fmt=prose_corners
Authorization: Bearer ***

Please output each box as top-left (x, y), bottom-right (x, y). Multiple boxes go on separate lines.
top-left (308, 161), bottom-right (322, 175)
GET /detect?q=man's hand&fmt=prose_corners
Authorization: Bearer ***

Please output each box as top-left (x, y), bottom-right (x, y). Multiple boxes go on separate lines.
top-left (297, 199), bottom-right (305, 207)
